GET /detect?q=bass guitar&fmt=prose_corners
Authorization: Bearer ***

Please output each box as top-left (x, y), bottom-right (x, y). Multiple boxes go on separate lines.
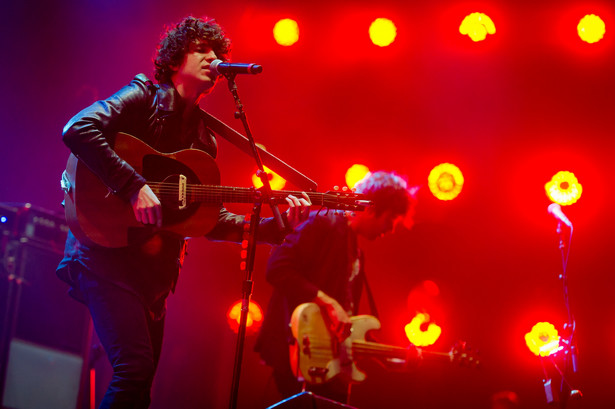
top-left (290, 302), bottom-right (479, 385)
top-left (62, 133), bottom-right (371, 248)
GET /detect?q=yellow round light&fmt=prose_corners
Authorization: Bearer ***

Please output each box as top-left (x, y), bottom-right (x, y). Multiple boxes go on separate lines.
top-left (404, 313), bottom-right (442, 347)
top-left (428, 163), bottom-right (464, 201)
top-left (227, 300), bottom-right (264, 333)
top-left (459, 12), bottom-right (496, 42)
top-left (273, 18), bottom-right (300, 46)
top-left (345, 164), bottom-right (371, 190)
top-left (252, 166), bottom-right (286, 190)
top-left (545, 171), bottom-right (582, 206)
top-left (525, 322), bottom-right (560, 357)
top-left (577, 14), bottom-right (606, 44)
top-left (369, 18), bottom-right (397, 47)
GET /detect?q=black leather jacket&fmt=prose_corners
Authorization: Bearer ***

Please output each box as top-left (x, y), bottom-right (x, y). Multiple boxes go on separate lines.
top-left (58, 74), bottom-right (285, 317)
top-left (62, 73), bottom-right (219, 201)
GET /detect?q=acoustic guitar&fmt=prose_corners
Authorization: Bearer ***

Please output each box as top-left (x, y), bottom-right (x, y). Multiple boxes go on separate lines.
top-left (290, 302), bottom-right (479, 385)
top-left (62, 133), bottom-right (371, 248)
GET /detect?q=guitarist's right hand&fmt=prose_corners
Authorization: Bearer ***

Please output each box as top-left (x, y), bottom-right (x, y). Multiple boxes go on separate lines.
top-left (131, 184), bottom-right (162, 228)
top-left (314, 290), bottom-right (352, 342)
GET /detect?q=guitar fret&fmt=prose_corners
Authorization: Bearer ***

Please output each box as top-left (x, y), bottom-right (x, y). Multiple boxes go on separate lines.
top-left (150, 182), bottom-right (367, 210)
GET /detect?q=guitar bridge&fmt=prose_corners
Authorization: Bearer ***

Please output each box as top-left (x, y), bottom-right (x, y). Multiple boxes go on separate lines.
top-left (307, 367), bottom-right (328, 378)
top-left (178, 174), bottom-right (187, 209)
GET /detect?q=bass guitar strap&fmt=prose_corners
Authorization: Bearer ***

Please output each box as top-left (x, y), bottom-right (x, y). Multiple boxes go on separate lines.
top-left (362, 265), bottom-right (380, 319)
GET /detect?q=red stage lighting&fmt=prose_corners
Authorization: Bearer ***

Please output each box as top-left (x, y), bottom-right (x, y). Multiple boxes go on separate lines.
top-left (345, 164), bottom-right (370, 189)
top-left (404, 312), bottom-right (442, 347)
top-left (227, 300), bottom-right (264, 334)
top-left (545, 171), bottom-right (582, 206)
top-left (525, 322), bottom-right (561, 357)
top-left (406, 280), bottom-right (443, 347)
top-left (577, 14), bottom-right (605, 44)
top-left (369, 18), bottom-right (397, 47)
top-left (459, 12), bottom-right (496, 42)
top-left (252, 165), bottom-right (287, 190)
top-left (428, 163), bottom-right (464, 201)
top-left (273, 18), bottom-right (299, 46)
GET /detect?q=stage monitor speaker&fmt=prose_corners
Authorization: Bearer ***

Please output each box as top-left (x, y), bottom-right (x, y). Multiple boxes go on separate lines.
top-left (2, 339), bottom-right (83, 409)
top-left (267, 392), bottom-right (358, 409)
top-left (1, 238), bottom-right (91, 409)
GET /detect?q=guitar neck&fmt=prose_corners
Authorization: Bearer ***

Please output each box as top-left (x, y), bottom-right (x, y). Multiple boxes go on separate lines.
top-left (352, 341), bottom-right (410, 361)
top-left (149, 182), bottom-right (369, 211)
top-left (352, 341), bottom-right (454, 362)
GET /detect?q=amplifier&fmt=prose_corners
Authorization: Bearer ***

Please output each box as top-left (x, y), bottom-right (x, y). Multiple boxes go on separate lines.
top-left (0, 202), bottom-right (68, 254)
top-left (0, 206), bottom-right (89, 409)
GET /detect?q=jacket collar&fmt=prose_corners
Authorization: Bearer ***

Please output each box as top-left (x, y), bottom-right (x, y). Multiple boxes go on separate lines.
top-left (156, 82), bottom-right (182, 113)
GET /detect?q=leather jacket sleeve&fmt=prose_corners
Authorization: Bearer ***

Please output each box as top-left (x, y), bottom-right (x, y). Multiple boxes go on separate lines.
top-left (62, 76), bottom-right (151, 201)
top-left (206, 207), bottom-right (290, 245)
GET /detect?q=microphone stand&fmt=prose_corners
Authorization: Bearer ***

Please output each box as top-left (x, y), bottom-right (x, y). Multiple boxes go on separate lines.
top-left (544, 221), bottom-right (581, 408)
top-left (223, 72), bottom-right (286, 409)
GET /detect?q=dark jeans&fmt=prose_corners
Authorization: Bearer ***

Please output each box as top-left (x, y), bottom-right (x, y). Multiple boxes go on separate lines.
top-left (79, 272), bottom-right (165, 409)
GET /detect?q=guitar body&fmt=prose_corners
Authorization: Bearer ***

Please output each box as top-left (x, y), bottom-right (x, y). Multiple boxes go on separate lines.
top-left (289, 303), bottom-right (479, 386)
top-left (290, 302), bottom-right (381, 385)
top-left (63, 133), bottom-right (222, 247)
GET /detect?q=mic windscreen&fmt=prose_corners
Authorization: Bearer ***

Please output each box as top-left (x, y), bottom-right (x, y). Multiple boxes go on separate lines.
top-left (547, 203), bottom-right (572, 227)
top-left (547, 203), bottom-right (560, 215)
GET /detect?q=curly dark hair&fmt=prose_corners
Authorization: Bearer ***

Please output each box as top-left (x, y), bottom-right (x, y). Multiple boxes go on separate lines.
top-left (354, 171), bottom-right (414, 217)
top-left (154, 16), bottom-right (231, 84)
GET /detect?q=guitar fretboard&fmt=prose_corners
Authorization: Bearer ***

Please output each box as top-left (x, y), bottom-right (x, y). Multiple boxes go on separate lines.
top-left (149, 181), bottom-right (370, 210)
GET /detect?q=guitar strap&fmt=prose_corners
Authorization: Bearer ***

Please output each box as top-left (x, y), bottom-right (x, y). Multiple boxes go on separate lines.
top-left (362, 266), bottom-right (380, 319)
top-left (198, 109), bottom-right (318, 192)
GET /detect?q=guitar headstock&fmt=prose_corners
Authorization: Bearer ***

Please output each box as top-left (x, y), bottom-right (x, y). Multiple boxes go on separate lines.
top-left (449, 340), bottom-right (480, 368)
top-left (321, 190), bottom-right (373, 212)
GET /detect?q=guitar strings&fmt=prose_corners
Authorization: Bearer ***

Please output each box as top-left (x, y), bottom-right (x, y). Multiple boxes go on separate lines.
top-left (296, 338), bottom-right (409, 358)
top-left (147, 181), bottom-right (347, 205)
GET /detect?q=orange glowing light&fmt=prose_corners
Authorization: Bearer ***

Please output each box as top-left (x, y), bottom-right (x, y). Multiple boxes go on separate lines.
top-left (273, 18), bottom-right (300, 46)
top-left (404, 313), bottom-right (442, 347)
top-left (428, 163), bottom-right (464, 201)
top-left (369, 18), bottom-right (397, 47)
top-left (345, 164), bottom-right (371, 189)
top-left (459, 12), bottom-right (496, 42)
top-left (525, 322), bottom-right (561, 357)
top-left (545, 171), bottom-right (582, 206)
top-left (578, 14), bottom-right (606, 44)
top-left (252, 165), bottom-right (286, 190)
top-left (227, 300), bottom-right (264, 333)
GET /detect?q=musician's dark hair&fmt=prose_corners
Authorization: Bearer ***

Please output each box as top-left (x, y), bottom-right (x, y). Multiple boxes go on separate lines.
top-left (354, 171), bottom-right (414, 217)
top-left (154, 16), bottom-right (231, 84)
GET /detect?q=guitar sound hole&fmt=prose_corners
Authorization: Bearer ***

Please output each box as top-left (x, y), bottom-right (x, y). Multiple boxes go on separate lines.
top-left (142, 154), bottom-right (201, 225)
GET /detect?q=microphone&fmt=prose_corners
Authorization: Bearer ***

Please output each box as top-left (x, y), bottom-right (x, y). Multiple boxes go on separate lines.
top-left (548, 203), bottom-right (572, 228)
top-left (210, 59), bottom-right (263, 76)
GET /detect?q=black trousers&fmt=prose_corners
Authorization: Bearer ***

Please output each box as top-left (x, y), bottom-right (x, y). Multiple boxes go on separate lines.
top-left (78, 271), bottom-right (165, 409)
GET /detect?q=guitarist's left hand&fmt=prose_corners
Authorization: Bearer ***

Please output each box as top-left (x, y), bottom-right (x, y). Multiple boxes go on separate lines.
top-left (285, 192), bottom-right (312, 230)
